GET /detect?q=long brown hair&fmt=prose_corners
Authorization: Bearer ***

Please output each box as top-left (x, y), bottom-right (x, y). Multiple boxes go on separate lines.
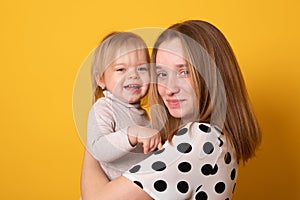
top-left (149, 20), bottom-right (261, 163)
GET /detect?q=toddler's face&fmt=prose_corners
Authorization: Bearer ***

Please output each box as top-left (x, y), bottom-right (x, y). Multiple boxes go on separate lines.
top-left (100, 49), bottom-right (150, 104)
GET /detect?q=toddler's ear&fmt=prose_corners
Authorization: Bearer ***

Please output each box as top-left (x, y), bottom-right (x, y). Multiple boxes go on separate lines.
top-left (96, 75), bottom-right (106, 90)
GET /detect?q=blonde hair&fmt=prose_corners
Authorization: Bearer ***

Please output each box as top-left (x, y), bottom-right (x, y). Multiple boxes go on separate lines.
top-left (149, 20), bottom-right (261, 163)
top-left (91, 32), bottom-right (150, 103)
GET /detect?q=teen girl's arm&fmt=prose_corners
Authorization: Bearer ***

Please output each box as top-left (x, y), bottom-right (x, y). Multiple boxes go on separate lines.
top-left (91, 176), bottom-right (153, 200)
top-left (80, 150), bottom-right (152, 200)
top-left (80, 150), bottom-right (109, 200)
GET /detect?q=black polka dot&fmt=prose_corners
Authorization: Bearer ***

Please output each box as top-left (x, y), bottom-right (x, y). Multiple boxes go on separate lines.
top-left (195, 185), bottom-right (202, 192)
top-left (214, 126), bottom-right (224, 135)
top-left (129, 165), bottom-right (141, 173)
top-left (215, 182), bottom-right (225, 194)
top-left (201, 164), bottom-right (218, 176)
top-left (177, 181), bottom-right (189, 193)
top-left (152, 161), bottom-right (166, 171)
top-left (199, 124), bottom-right (211, 133)
top-left (195, 191), bottom-right (208, 200)
top-left (133, 181), bottom-right (143, 189)
top-left (203, 142), bottom-right (214, 154)
top-left (224, 152), bottom-right (231, 164)
top-left (176, 127), bottom-right (188, 136)
top-left (177, 143), bottom-right (192, 153)
top-left (232, 183), bottom-right (236, 193)
top-left (201, 164), bottom-right (212, 176)
top-left (231, 168), bottom-right (236, 180)
top-left (211, 164), bottom-right (218, 175)
top-left (154, 180), bottom-right (167, 192)
top-left (218, 137), bottom-right (223, 147)
top-left (178, 162), bottom-right (192, 173)
top-left (154, 148), bottom-right (165, 155)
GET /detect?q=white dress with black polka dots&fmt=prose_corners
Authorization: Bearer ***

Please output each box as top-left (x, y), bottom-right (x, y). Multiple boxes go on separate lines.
top-left (123, 122), bottom-right (238, 200)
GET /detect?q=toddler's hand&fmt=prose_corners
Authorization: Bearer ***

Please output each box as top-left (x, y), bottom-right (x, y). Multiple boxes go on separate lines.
top-left (128, 126), bottom-right (163, 154)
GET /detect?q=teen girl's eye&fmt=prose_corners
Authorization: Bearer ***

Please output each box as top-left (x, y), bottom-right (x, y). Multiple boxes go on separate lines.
top-left (157, 71), bottom-right (167, 78)
top-left (178, 70), bottom-right (190, 77)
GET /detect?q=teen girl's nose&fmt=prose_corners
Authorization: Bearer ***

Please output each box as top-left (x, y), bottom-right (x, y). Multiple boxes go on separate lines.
top-left (165, 75), bottom-right (180, 95)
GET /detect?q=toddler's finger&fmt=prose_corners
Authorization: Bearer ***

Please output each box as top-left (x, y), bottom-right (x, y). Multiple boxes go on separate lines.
top-left (143, 143), bottom-right (150, 154)
top-left (149, 138), bottom-right (155, 150)
top-left (158, 142), bottom-right (163, 150)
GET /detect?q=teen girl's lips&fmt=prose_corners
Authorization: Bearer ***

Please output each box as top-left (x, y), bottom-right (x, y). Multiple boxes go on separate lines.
top-left (166, 99), bottom-right (185, 107)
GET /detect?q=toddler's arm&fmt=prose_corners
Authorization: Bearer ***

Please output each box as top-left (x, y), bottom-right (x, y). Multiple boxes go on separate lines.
top-left (87, 104), bottom-right (137, 162)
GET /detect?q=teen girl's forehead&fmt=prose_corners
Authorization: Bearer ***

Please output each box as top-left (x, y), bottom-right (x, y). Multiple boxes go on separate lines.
top-left (157, 38), bottom-right (185, 58)
top-left (155, 38), bottom-right (189, 68)
top-left (155, 50), bottom-right (187, 69)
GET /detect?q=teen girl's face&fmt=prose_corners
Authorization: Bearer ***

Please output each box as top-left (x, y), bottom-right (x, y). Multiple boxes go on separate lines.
top-left (156, 39), bottom-right (197, 120)
top-left (101, 49), bottom-right (150, 104)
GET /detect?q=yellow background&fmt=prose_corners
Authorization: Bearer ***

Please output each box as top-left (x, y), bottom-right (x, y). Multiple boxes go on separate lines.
top-left (1, 0), bottom-right (300, 199)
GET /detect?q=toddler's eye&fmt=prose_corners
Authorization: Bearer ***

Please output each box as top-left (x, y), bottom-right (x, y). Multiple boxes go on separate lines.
top-left (116, 68), bottom-right (125, 72)
top-left (137, 65), bottom-right (149, 71)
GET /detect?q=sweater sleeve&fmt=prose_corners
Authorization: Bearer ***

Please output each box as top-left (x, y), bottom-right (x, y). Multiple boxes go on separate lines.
top-left (86, 100), bottom-right (135, 163)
